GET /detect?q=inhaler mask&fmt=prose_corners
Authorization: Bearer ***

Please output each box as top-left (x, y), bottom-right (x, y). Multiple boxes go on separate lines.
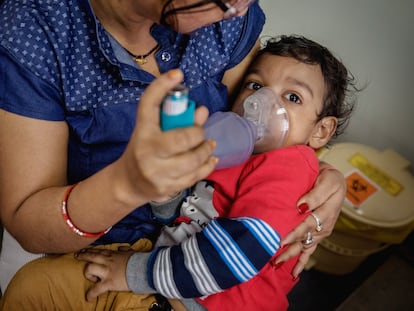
top-left (243, 87), bottom-right (289, 153)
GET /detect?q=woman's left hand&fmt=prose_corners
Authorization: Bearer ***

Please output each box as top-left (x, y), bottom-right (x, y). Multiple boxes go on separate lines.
top-left (75, 248), bottom-right (134, 301)
top-left (274, 165), bottom-right (346, 278)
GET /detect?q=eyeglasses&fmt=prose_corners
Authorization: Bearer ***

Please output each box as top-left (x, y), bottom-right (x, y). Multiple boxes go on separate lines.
top-left (160, 0), bottom-right (256, 26)
top-left (212, 0), bottom-right (255, 19)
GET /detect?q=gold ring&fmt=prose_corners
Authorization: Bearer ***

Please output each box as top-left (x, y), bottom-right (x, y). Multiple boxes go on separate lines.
top-left (311, 212), bottom-right (323, 232)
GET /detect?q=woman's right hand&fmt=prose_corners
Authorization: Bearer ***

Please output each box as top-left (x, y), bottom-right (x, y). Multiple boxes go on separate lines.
top-left (0, 69), bottom-right (215, 253)
top-left (116, 69), bottom-right (217, 203)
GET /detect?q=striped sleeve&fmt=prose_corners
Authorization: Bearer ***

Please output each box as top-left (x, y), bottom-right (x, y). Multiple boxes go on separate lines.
top-left (147, 217), bottom-right (281, 298)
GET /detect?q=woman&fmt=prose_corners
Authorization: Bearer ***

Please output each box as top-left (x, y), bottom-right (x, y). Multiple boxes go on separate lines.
top-left (0, 0), bottom-right (344, 296)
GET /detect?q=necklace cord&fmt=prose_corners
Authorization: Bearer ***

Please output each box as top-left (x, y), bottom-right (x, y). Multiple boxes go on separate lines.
top-left (125, 43), bottom-right (160, 65)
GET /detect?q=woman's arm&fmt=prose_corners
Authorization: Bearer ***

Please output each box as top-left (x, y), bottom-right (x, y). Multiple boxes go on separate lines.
top-left (0, 70), bottom-right (215, 254)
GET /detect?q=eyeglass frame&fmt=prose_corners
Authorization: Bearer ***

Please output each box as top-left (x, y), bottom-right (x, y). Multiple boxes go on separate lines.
top-left (211, 0), bottom-right (255, 19)
top-left (160, 0), bottom-right (255, 26)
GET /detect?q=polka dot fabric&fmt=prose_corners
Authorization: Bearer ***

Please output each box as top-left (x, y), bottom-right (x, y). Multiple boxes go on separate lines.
top-left (0, 0), bottom-right (264, 114)
top-left (0, 0), bottom-right (265, 244)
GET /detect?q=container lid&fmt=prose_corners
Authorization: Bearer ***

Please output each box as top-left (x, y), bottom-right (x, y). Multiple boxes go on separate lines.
top-left (318, 142), bottom-right (414, 228)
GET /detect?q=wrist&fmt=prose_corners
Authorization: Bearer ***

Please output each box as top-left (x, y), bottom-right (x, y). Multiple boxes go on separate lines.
top-left (319, 164), bottom-right (341, 175)
top-left (151, 191), bottom-right (181, 203)
top-left (109, 158), bottom-right (152, 208)
top-left (61, 183), bottom-right (112, 238)
top-left (150, 191), bottom-right (186, 223)
top-left (126, 252), bottom-right (156, 294)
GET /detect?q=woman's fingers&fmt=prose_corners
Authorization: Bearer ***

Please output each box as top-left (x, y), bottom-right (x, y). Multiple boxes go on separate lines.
top-left (131, 138), bottom-right (217, 201)
top-left (194, 105), bottom-right (210, 126)
top-left (292, 243), bottom-right (317, 278)
top-left (297, 167), bottom-right (345, 211)
top-left (278, 169), bottom-right (346, 259)
top-left (136, 69), bottom-right (184, 129)
top-left (281, 214), bottom-right (320, 246)
top-left (150, 125), bottom-right (209, 159)
top-left (283, 167), bottom-right (346, 246)
top-left (275, 241), bottom-right (303, 265)
top-left (275, 212), bottom-right (325, 276)
top-left (119, 69), bottom-right (217, 201)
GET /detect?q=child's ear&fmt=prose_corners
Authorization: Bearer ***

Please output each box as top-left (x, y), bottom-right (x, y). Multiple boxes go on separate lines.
top-left (308, 117), bottom-right (337, 149)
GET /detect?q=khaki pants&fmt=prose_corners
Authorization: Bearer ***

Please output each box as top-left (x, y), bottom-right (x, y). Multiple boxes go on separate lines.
top-left (0, 239), bottom-right (173, 311)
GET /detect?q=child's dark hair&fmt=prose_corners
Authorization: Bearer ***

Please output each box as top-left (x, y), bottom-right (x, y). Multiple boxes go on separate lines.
top-left (255, 35), bottom-right (358, 138)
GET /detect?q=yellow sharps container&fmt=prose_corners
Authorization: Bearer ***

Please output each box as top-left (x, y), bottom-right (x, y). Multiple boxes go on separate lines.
top-left (309, 142), bottom-right (414, 275)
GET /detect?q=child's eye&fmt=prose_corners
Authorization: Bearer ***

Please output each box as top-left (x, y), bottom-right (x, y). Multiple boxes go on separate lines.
top-left (284, 92), bottom-right (302, 104)
top-left (245, 81), bottom-right (263, 90)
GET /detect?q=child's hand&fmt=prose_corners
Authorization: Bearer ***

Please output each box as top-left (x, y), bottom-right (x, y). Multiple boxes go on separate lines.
top-left (75, 248), bottom-right (134, 301)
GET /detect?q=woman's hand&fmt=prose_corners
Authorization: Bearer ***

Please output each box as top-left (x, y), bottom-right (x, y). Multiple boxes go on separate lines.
top-left (76, 248), bottom-right (134, 301)
top-left (275, 165), bottom-right (346, 278)
top-left (116, 69), bottom-right (217, 204)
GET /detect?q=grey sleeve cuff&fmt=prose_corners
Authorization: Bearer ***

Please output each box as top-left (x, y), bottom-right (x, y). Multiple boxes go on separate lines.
top-left (181, 299), bottom-right (208, 311)
top-left (150, 191), bottom-right (185, 221)
top-left (126, 252), bottom-right (156, 294)
top-left (126, 252), bottom-right (207, 310)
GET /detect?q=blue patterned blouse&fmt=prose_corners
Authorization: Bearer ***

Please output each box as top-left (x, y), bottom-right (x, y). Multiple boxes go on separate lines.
top-left (0, 0), bottom-right (265, 244)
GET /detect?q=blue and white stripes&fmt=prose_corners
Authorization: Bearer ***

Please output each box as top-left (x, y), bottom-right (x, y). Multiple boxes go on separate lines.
top-left (204, 220), bottom-right (258, 282)
top-left (150, 217), bottom-right (281, 298)
top-left (236, 217), bottom-right (280, 256)
top-left (152, 247), bottom-right (181, 298)
top-left (181, 235), bottom-right (222, 295)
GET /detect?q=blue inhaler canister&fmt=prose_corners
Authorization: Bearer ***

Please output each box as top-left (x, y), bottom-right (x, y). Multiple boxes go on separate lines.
top-left (160, 85), bottom-right (195, 131)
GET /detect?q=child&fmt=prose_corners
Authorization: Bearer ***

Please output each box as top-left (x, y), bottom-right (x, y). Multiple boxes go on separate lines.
top-left (0, 35), bottom-right (357, 311)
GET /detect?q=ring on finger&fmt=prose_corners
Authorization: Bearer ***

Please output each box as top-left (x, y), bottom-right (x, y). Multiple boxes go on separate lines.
top-left (303, 231), bottom-right (313, 246)
top-left (311, 212), bottom-right (323, 232)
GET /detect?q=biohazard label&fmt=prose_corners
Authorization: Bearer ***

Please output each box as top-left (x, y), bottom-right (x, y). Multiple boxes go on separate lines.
top-left (345, 170), bottom-right (378, 207)
top-left (348, 153), bottom-right (403, 196)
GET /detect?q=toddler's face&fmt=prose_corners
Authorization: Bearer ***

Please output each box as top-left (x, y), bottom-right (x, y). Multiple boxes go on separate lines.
top-left (232, 54), bottom-right (326, 152)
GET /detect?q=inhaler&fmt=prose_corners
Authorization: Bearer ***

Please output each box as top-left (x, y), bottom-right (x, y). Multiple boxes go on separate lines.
top-left (203, 87), bottom-right (289, 169)
top-left (160, 85), bottom-right (195, 131)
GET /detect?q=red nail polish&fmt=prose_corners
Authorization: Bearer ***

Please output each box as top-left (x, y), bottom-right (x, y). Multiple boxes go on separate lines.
top-left (297, 203), bottom-right (309, 214)
top-left (271, 261), bottom-right (283, 269)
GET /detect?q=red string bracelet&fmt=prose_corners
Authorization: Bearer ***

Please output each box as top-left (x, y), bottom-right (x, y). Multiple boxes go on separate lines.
top-left (61, 183), bottom-right (111, 238)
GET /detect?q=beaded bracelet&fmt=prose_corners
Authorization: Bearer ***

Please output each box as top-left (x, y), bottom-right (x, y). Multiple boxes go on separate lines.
top-left (61, 183), bottom-right (111, 238)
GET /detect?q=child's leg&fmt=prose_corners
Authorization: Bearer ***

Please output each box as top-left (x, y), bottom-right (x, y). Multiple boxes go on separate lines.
top-left (0, 239), bottom-right (160, 311)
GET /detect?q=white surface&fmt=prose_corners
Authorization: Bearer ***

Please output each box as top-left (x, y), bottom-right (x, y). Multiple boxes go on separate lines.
top-left (259, 0), bottom-right (414, 171)
top-left (0, 229), bottom-right (42, 293)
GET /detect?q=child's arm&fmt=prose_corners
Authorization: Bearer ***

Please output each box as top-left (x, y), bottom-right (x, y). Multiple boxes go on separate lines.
top-left (126, 216), bottom-right (282, 298)
top-left (75, 216), bottom-right (282, 301)
top-left (78, 147), bottom-right (317, 303)
top-left (127, 147), bottom-right (318, 299)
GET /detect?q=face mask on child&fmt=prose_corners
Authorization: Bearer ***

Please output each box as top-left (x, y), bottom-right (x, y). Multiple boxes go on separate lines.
top-left (243, 87), bottom-right (289, 153)
top-left (203, 87), bottom-right (290, 169)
